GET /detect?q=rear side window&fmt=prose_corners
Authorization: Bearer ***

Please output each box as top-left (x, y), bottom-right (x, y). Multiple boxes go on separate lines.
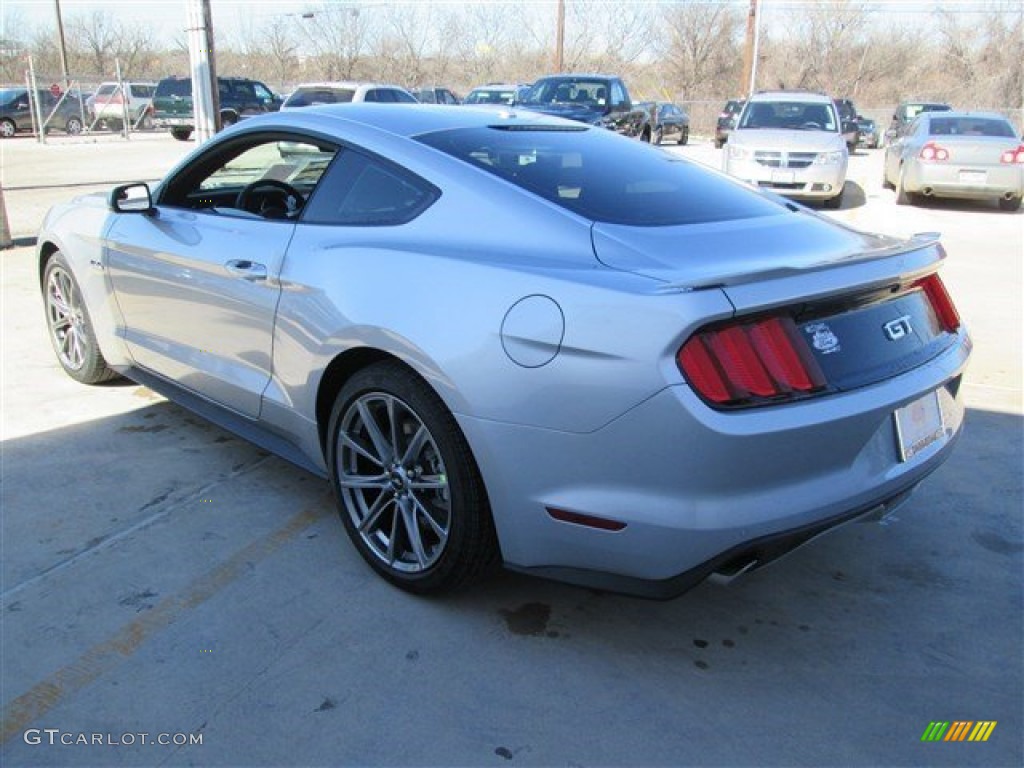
top-left (130, 85), bottom-right (154, 98)
top-left (392, 89), bottom-right (417, 104)
top-left (303, 151), bottom-right (438, 226)
top-left (929, 117), bottom-right (1016, 138)
top-left (417, 125), bottom-right (783, 226)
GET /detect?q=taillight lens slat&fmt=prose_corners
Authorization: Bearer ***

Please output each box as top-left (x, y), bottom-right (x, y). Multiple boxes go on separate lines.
top-left (678, 316), bottom-right (825, 406)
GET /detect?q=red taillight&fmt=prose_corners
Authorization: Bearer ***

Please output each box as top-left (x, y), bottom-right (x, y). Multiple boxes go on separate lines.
top-left (919, 141), bottom-right (949, 161)
top-left (678, 316), bottom-right (826, 406)
top-left (916, 274), bottom-right (961, 332)
top-left (1000, 144), bottom-right (1024, 164)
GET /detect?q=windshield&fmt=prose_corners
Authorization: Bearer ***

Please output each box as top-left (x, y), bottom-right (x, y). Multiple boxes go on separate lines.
top-left (521, 79), bottom-right (609, 108)
top-left (416, 125), bottom-right (782, 226)
top-left (0, 88), bottom-right (27, 107)
top-left (738, 100), bottom-right (838, 132)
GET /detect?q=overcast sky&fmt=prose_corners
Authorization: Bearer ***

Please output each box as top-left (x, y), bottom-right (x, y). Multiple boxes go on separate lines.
top-left (1, 0), bottom-right (1010, 48)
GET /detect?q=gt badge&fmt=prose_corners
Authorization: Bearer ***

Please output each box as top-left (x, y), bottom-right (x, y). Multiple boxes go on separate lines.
top-left (883, 315), bottom-right (913, 341)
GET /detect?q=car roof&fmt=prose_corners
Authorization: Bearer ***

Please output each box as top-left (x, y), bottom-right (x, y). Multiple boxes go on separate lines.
top-left (750, 90), bottom-right (832, 104)
top-left (292, 81), bottom-right (404, 90)
top-left (230, 102), bottom-right (573, 139)
top-left (924, 110), bottom-right (1012, 122)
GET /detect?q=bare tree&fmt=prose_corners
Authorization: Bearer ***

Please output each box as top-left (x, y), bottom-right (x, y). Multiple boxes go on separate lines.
top-left (295, 2), bottom-right (371, 81)
top-left (656, 1), bottom-right (742, 100)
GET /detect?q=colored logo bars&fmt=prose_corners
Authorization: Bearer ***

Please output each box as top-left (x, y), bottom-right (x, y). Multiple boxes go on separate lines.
top-left (921, 721), bottom-right (997, 742)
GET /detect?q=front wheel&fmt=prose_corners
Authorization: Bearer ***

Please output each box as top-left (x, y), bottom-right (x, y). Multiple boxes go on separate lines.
top-left (678, 126), bottom-right (689, 145)
top-left (0, 118), bottom-right (16, 138)
top-left (823, 187), bottom-right (844, 209)
top-left (43, 252), bottom-right (119, 384)
top-left (65, 116), bottom-right (83, 135)
top-left (327, 361), bottom-right (498, 594)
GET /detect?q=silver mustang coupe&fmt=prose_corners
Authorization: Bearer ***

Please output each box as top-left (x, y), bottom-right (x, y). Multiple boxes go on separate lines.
top-left (38, 105), bottom-right (971, 597)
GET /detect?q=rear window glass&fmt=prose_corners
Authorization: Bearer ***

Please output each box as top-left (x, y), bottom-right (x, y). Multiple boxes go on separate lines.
top-left (130, 85), bottom-right (154, 98)
top-left (416, 125), bottom-right (783, 226)
top-left (284, 88), bottom-right (356, 108)
top-left (929, 117), bottom-right (1016, 138)
top-left (96, 84), bottom-right (117, 97)
top-left (156, 79), bottom-right (191, 98)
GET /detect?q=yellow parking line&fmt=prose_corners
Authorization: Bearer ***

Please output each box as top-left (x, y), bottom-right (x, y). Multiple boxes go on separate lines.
top-left (0, 504), bottom-right (323, 744)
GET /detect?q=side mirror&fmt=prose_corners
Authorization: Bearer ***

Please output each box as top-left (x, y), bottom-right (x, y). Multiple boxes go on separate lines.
top-left (109, 182), bottom-right (155, 214)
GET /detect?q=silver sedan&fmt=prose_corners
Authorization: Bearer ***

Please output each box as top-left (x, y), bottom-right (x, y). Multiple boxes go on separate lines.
top-left (38, 105), bottom-right (971, 597)
top-left (883, 110), bottom-right (1024, 211)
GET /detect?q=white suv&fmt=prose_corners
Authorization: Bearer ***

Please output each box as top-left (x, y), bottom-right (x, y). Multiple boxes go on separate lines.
top-left (723, 91), bottom-right (848, 208)
top-left (281, 82), bottom-right (417, 109)
top-left (90, 81), bottom-right (156, 130)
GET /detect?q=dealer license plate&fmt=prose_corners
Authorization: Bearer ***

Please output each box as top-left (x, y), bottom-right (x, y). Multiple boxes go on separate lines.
top-left (958, 170), bottom-right (986, 185)
top-left (894, 390), bottom-right (946, 462)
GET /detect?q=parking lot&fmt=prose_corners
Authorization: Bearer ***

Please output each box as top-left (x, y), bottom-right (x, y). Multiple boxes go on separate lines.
top-left (1, 131), bottom-right (1021, 766)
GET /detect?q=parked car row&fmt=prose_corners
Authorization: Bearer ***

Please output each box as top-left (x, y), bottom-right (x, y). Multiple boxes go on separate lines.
top-left (0, 87), bottom-right (88, 137)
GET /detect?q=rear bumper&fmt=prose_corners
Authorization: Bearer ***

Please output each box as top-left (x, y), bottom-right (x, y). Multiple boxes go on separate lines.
top-left (153, 116), bottom-right (193, 129)
top-left (459, 333), bottom-right (970, 597)
top-left (904, 161), bottom-right (1023, 200)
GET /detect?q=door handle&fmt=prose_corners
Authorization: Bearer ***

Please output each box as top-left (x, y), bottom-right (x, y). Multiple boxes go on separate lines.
top-left (224, 259), bottom-right (267, 281)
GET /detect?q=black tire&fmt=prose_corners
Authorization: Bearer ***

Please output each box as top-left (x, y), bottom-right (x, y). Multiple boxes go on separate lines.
top-left (640, 128), bottom-right (651, 143)
top-left (895, 166), bottom-right (918, 206)
top-left (43, 252), bottom-right (119, 385)
top-left (678, 126), bottom-right (689, 145)
top-left (326, 361), bottom-right (498, 594)
top-left (220, 113), bottom-right (237, 129)
top-left (170, 127), bottom-right (192, 141)
top-left (714, 138), bottom-right (724, 149)
top-left (651, 127), bottom-right (662, 145)
top-left (881, 161), bottom-right (895, 190)
top-left (823, 188), bottom-right (844, 209)
top-left (65, 116), bottom-right (83, 135)
top-left (999, 196), bottom-right (1022, 212)
top-left (0, 117), bottom-right (16, 138)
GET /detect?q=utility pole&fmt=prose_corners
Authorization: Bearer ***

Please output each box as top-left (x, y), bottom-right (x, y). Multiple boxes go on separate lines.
top-left (186, 0), bottom-right (220, 143)
top-left (53, 0), bottom-right (70, 90)
top-left (555, 0), bottom-right (565, 72)
top-left (739, 0), bottom-right (759, 97)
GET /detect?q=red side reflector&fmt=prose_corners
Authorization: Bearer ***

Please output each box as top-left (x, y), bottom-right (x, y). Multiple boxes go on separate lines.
top-left (546, 508), bottom-right (626, 532)
top-left (916, 274), bottom-right (961, 332)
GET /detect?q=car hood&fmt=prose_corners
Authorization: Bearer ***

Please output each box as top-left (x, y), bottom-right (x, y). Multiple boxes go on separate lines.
top-left (729, 129), bottom-right (844, 152)
top-left (591, 211), bottom-right (917, 289)
top-left (517, 103), bottom-right (605, 124)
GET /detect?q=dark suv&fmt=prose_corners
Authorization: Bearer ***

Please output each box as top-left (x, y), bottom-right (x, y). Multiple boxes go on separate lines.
top-left (152, 76), bottom-right (282, 141)
top-left (882, 101), bottom-right (952, 147)
top-left (714, 98), bottom-right (745, 148)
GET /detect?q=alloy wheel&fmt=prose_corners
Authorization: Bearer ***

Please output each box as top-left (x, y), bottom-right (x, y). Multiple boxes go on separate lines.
top-left (335, 392), bottom-right (452, 573)
top-left (46, 265), bottom-right (87, 371)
